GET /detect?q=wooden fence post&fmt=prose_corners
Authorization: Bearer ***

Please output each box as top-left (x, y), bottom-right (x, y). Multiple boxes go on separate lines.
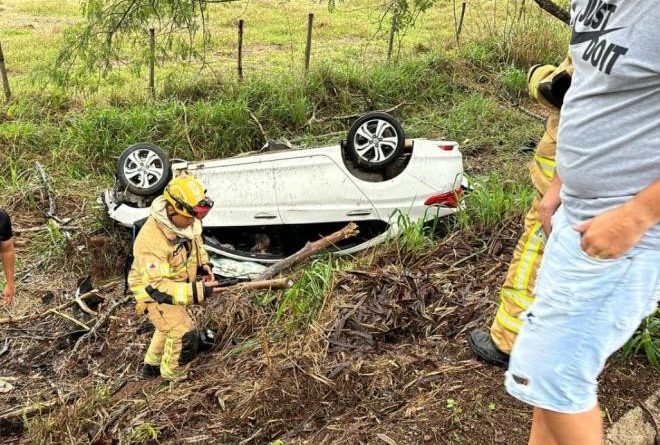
top-left (148, 28), bottom-right (155, 99)
top-left (0, 42), bottom-right (12, 101)
top-left (455, 2), bottom-right (467, 44)
top-left (238, 19), bottom-right (244, 81)
top-left (304, 13), bottom-right (314, 76)
top-left (387, 11), bottom-right (398, 60)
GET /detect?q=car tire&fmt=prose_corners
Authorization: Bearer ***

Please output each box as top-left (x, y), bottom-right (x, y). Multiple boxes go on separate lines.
top-left (345, 112), bottom-right (405, 171)
top-left (117, 143), bottom-right (171, 196)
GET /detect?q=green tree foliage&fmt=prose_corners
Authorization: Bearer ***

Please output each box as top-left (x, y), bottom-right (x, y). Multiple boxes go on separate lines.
top-left (52, 0), bottom-right (236, 87)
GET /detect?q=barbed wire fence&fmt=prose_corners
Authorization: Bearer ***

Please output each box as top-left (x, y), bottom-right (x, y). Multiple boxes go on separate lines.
top-left (0, 0), bottom-right (566, 102)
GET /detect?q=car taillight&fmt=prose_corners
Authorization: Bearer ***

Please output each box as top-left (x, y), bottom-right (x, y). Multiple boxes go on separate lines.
top-left (438, 144), bottom-right (454, 151)
top-left (424, 188), bottom-right (463, 207)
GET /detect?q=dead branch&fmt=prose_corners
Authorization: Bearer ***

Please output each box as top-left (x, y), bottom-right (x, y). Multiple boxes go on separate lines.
top-left (533, 0), bottom-right (570, 25)
top-left (34, 161), bottom-right (57, 219)
top-left (183, 105), bottom-right (201, 159)
top-left (50, 310), bottom-right (90, 331)
top-left (305, 102), bottom-right (409, 127)
top-left (71, 295), bottom-right (132, 354)
top-left (637, 400), bottom-right (660, 445)
top-left (249, 110), bottom-right (267, 142)
top-left (517, 105), bottom-right (546, 122)
top-left (74, 296), bottom-right (98, 316)
top-left (14, 224), bottom-right (83, 234)
top-left (0, 279), bottom-right (122, 324)
top-left (0, 393), bottom-right (77, 420)
top-left (257, 223), bottom-right (360, 281)
top-left (212, 277), bottom-right (293, 294)
top-left (289, 131), bottom-right (345, 144)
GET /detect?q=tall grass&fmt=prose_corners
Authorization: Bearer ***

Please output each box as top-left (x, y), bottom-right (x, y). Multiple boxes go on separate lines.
top-left (276, 255), bottom-right (338, 328)
top-left (460, 0), bottom-right (569, 69)
top-left (457, 172), bottom-right (535, 230)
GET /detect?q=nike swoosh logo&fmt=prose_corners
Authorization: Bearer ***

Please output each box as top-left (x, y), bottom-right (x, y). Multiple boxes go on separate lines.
top-left (570, 26), bottom-right (624, 45)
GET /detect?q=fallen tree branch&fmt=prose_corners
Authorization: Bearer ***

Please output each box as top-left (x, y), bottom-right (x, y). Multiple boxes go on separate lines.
top-left (257, 223), bottom-right (360, 281)
top-left (14, 224), bottom-right (83, 234)
top-left (51, 309), bottom-right (90, 331)
top-left (533, 0), bottom-right (570, 25)
top-left (212, 277), bottom-right (293, 294)
top-left (306, 102), bottom-right (409, 127)
top-left (71, 295), bottom-right (132, 354)
top-left (0, 393), bottom-right (78, 420)
top-left (637, 400), bottom-right (660, 445)
top-left (249, 110), bottom-right (267, 142)
top-left (34, 161), bottom-right (57, 219)
top-left (74, 296), bottom-right (98, 316)
top-left (289, 131), bottom-right (345, 144)
top-left (0, 279), bottom-right (122, 324)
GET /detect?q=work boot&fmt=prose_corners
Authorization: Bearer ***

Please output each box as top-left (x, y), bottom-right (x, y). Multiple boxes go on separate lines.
top-left (468, 330), bottom-right (510, 369)
top-left (141, 363), bottom-right (160, 378)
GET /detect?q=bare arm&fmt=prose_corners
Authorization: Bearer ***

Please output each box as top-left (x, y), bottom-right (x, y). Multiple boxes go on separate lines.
top-left (1, 239), bottom-right (15, 304)
top-left (575, 179), bottom-right (660, 258)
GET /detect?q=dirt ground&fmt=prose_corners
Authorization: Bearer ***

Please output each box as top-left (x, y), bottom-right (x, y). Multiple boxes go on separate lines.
top-left (1, 209), bottom-right (658, 445)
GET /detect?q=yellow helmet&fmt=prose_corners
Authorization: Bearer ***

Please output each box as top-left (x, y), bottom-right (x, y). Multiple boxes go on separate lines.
top-left (163, 174), bottom-right (214, 218)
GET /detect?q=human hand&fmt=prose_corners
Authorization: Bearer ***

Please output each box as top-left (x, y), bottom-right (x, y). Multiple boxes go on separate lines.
top-left (574, 203), bottom-right (652, 259)
top-left (3, 283), bottom-right (15, 304)
top-left (202, 280), bottom-right (219, 299)
top-left (202, 264), bottom-right (214, 283)
top-left (539, 189), bottom-right (561, 236)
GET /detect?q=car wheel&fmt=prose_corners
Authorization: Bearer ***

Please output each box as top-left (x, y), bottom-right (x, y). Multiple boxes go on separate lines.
top-left (116, 143), bottom-right (171, 196)
top-left (345, 111), bottom-right (405, 170)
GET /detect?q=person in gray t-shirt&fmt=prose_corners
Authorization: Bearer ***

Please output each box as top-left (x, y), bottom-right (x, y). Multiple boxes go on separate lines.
top-left (504, 1), bottom-right (660, 444)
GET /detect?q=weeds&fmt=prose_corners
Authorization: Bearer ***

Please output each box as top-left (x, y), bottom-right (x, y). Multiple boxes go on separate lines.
top-left (456, 172), bottom-right (535, 230)
top-left (624, 310), bottom-right (660, 370)
top-left (127, 422), bottom-right (159, 443)
top-left (276, 255), bottom-right (339, 328)
top-left (392, 211), bottom-right (434, 254)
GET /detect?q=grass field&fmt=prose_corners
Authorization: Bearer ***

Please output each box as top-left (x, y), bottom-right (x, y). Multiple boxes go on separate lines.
top-left (0, 0), bottom-right (567, 201)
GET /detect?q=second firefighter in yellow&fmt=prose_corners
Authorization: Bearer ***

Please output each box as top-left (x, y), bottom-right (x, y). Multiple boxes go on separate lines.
top-left (468, 57), bottom-right (573, 367)
top-left (128, 174), bottom-right (217, 381)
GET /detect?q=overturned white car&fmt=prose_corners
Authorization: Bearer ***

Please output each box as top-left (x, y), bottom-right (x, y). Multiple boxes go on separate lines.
top-left (103, 112), bottom-right (465, 263)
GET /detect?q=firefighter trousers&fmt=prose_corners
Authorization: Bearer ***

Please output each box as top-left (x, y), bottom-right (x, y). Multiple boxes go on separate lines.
top-left (490, 194), bottom-right (547, 354)
top-left (143, 302), bottom-right (199, 381)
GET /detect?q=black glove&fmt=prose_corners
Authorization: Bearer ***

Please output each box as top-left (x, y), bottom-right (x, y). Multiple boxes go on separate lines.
top-left (538, 70), bottom-right (572, 108)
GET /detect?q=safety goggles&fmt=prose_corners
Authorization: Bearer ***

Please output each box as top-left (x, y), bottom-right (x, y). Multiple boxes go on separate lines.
top-left (173, 196), bottom-right (214, 219)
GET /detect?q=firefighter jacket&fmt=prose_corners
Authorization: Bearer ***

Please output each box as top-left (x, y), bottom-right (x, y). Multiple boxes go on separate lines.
top-left (527, 56), bottom-right (573, 193)
top-left (128, 197), bottom-right (210, 312)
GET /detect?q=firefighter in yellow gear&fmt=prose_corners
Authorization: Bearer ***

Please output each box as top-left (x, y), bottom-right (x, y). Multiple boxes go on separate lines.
top-left (468, 57), bottom-right (573, 367)
top-left (128, 174), bottom-right (217, 381)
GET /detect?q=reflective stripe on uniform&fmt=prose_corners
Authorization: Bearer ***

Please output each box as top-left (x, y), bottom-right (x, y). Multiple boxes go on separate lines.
top-left (534, 155), bottom-right (556, 179)
top-left (144, 348), bottom-right (162, 367)
top-left (495, 304), bottom-right (523, 333)
top-left (514, 222), bottom-right (545, 295)
top-left (500, 288), bottom-right (534, 311)
top-left (161, 336), bottom-right (175, 379)
top-left (174, 283), bottom-right (190, 305)
top-left (131, 286), bottom-right (152, 302)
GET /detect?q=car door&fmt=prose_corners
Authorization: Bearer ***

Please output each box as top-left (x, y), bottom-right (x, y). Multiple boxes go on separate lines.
top-left (272, 154), bottom-right (376, 224)
top-left (188, 159), bottom-right (282, 227)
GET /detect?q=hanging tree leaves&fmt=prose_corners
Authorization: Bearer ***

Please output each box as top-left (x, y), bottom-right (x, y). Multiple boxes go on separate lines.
top-left (52, 0), bottom-right (238, 87)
